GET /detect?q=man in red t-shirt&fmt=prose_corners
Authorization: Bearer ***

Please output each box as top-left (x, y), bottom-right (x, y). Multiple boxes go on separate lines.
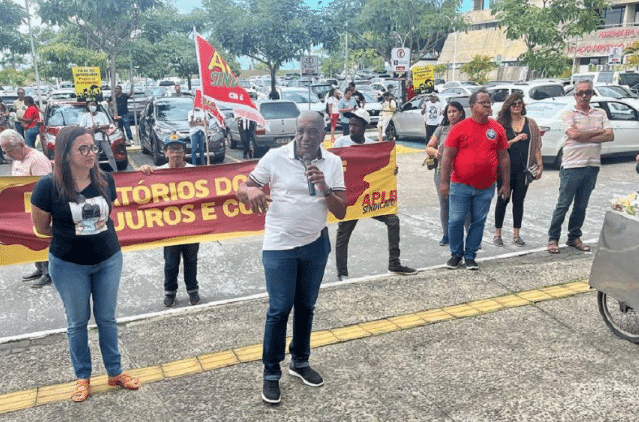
top-left (440, 89), bottom-right (510, 270)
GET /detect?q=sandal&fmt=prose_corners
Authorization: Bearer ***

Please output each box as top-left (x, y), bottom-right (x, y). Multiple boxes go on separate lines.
top-left (71, 379), bottom-right (90, 402)
top-left (493, 236), bottom-right (504, 247)
top-left (547, 241), bottom-right (560, 254)
top-left (513, 237), bottom-right (526, 247)
top-left (567, 238), bottom-right (590, 252)
top-left (107, 372), bottom-right (141, 390)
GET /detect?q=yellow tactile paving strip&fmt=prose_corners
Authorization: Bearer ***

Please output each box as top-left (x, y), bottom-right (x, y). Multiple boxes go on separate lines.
top-left (0, 280), bottom-right (592, 415)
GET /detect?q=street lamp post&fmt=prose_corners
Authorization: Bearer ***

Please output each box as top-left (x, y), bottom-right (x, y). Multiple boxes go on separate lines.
top-left (443, 15), bottom-right (458, 82)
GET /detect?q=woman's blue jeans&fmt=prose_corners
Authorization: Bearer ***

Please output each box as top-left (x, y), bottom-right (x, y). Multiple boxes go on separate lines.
top-left (190, 130), bottom-right (206, 165)
top-left (261, 234), bottom-right (330, 380)
top-left (24, 126), bottom-right (39, 148)
top-left (48, 251), bottom-right (123, 379)
top-left (448, 182), bottom-right (495, 260)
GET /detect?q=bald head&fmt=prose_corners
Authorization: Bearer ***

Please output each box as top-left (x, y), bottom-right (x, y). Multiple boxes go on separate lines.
top-left (295, 111), bottom-right (326, 159)
top-left (297, 111), bottom-right (324, 130)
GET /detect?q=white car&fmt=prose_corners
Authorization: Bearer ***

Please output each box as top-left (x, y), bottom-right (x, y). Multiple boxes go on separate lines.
top-left (526, 96), bottom-right (639, 167)
top-left (276, 87), bottom-right (328, 125)
top-left (439, 86), bottom-right (479, 97)
top-left (487, 82), bottom-right (565, 116)
top-left (564, 84), bottom-right (639, 109)
top-left (435, 81), bottom-right (479, 93)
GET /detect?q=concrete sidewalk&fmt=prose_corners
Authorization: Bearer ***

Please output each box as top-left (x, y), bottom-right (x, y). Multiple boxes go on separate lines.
top-left (2, 248), bottom-right (639, 421)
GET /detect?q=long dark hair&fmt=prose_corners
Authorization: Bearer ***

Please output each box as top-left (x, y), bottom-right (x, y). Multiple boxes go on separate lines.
top-left (440, 101), bottom-right (466, 127)
top-left (53, 126), bottom-right (108, 202)
top-left (497, 92), bottom-right (526, 128)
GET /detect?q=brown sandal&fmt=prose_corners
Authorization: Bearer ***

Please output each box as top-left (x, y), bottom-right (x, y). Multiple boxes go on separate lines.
top-left (108, 372), bottom-right (141, 390)
top-left (547, 241), bottom-right (560, 254)
top-left (71, 379), bottom-right (90, 402)
top-left (567, 238), bottom-right (590, 252)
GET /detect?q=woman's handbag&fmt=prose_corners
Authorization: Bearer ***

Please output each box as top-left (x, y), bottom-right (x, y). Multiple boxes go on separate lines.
top-left (523, 125), bottom-right (536, 186)
top-left (424, 156), bottom-right (438, 170)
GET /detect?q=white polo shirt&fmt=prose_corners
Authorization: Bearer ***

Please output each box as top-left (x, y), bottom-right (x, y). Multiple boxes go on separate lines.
top-left (249, 141), bottom-right (346, 251)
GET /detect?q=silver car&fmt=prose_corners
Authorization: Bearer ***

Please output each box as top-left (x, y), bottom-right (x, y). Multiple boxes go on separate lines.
top-left (226, 100), bottom-right (300, 157)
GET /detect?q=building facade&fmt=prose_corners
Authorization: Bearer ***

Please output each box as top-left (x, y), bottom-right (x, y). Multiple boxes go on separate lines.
top-left (437, 0), bottom-right (639, 80)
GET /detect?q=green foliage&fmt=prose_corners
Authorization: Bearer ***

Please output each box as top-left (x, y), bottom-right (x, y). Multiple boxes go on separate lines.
top-left (0, 68), bottom-right (28, 86)
top-left (204, 0), bottom-right (314, 90)
top-left (492, 0), bottom-right (610, 76)
top-left (0, 0), bottom-right (29, 56)
top-left (433, 64), bottom-right (447, 77)
top-left (459, 55), bottom-right (496, 84)
top-left (37, 43), bottom-right (108, 81)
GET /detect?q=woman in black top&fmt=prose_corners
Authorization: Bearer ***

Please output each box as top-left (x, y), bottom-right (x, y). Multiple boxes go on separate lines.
top-left (493, 93), bottom-right (543, 247)
top-left (30, 126), bottom-right (140, 402)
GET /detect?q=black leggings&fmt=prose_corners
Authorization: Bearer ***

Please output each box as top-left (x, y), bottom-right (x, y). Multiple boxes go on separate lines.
top-left (495, 170), bottom-right (529, 230)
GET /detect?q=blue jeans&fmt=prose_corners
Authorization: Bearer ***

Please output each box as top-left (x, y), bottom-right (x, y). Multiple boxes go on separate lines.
top-left (341, 122), bottom-right (349, 136)
top-left (117, 114), bottom-right (132, 141)
top-left (262, 233), bottom-right (330, 380)
top-left (448, 182), bottom-right (495, 260)
top-left (164, 243), bottom-right (199, 294)
top-left (24, 126), bottom-right (39, 148)
top-left (190, 131), bottom-right (206, 165)
top-left (14, 121), bottom-right (24, 137)
top-left (48, 251), bottom-right (123, 379)
top-left (548, 166), bottom-right (599, 242)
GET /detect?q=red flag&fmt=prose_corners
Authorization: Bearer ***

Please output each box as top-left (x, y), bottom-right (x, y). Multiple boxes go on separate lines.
top-left (195, 32), bottom-right (267, 128)
top-left (194, 89), bottom-right (225, 128)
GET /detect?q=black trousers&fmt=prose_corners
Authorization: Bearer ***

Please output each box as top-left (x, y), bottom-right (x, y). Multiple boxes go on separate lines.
top-left (163, 243), bottom-right (199, 295)
top-left (495, 170), bottom-right (529, 230)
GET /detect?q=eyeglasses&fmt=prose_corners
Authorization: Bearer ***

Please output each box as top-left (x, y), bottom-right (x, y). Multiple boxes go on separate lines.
top-left (167, 145), bottom-right (184, 152)
top-left (510, 101), bottom-right (524, 107)
top-left (77, 144), bottom-right (99, 155)
top-left (475, 101), bottom-right (493, 107)
top-left (575, 90), bottom-right (594, 96)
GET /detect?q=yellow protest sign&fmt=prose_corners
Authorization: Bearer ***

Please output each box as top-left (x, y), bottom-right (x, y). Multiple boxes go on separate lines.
top-left (72, 67), bottom-right (103, 102)
top-left (412, 65), bottom-right (434, 94)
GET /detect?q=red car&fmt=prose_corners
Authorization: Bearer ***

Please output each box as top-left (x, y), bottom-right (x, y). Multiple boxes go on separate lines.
top-left (39, 101), bottom-right (128, 171)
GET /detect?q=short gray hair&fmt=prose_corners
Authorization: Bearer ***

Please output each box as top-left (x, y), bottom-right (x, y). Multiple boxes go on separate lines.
top-left (0, 129), bottom-right (25, 148)
top-left (574, 79), bottom-right (594, 90)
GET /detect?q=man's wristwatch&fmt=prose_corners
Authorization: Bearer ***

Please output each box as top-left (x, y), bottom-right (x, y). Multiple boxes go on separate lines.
top-left (324, 187), bottom-right (333, 198)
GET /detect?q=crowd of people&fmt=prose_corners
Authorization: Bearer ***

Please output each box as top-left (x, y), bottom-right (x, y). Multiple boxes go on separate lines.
top-left (0, 77), bottom-right (624, 405)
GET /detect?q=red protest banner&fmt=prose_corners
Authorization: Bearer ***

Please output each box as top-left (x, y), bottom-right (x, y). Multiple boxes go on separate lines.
top-left (194, 33), bottom-right (266, 128)
top-left (0, 142), bottom-right (396, 266)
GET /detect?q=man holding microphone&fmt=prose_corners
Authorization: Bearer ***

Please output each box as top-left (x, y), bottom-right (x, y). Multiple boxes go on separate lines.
top-left (237, 111), bottom-right (347, 405)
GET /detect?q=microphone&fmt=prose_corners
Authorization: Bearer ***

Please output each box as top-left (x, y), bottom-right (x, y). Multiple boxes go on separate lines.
top-left (302, 153), bottom-right (316, 196)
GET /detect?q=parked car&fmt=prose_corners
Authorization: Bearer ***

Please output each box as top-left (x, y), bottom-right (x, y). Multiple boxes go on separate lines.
top-left (238, 80), bottom-right (258, 99)
top-left (277, 87), bottom-right (327, 124)
top-left (385, 94), bottom-right (470, 141)
top-left (310, 84), bottom-right (333, 102)
top-left (572, 71), bottom-right (639, 93)
top-left (40, 101), bottom-right (128, 170)
top-left (564, 84), bottom-right (639, 109)
top-left (2, 92), bottom-right (20, 112)
top-left (145, 86), bottom-right (168, 98)
top-left (526, 96), bottom-right (639, 167)
top-left (439, 86), bottom-right (480, 97)
top-left (127, 89), bottom-right (149, 121)
top-left (487, 82), bottom-right (565, 116)
top-left (435, 81), bottom-right (479, 93)
top-left (137, 96), bottom-right (226, 165)
top-left (225, 100), bottom-right (300, 158)
top-left (48, 88), bottom-right (77, 101)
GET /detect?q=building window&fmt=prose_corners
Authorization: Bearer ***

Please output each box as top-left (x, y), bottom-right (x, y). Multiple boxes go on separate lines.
top-left (600, 6), bottom-right (624, 28)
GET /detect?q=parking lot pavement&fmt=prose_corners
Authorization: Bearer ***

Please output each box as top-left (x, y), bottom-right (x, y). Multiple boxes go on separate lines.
top-left (3, 249), bottom-right (639, 420)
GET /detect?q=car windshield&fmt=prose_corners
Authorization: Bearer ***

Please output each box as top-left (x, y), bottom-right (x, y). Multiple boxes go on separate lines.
top-left (50, 91), bottom-right (76, 100)
top-left (47, 104), bottom-right (109, 126)
top-left (281, 91), bottom-right (320, 103)
top-left (598, 85), bottom-right (638, 98)
top-left (529, 85), bottom-right (564, 100)
top-left (619, 73), bottom-right (639, 88)
top-left (239, 80), bottom-right (251, 89)
top-left (155, 99), bottom-right (193, 122)
top-left (361, 92), bottom-right (375, 102)
top-left (525, 102), bottom-right (567, 119)
top-left (260, 102), bottom-right (300, 120)
top-left (311, 85), bottom-right (332, 98)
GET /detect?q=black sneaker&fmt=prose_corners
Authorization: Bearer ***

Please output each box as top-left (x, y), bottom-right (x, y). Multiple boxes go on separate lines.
top-left (465, 259), bottom-right (479, 270)
top-left (337, 275), bottom-right (349, 282)
top-left (262, 380), bottom-right (281, 404)
top-left (31, 275), bottom-right (52, 288)
top-left (163, 294), bottom-right (176, 307)
top-left (189, 291), bottom-right (200, 306)
top-left (388, 264), bottom-right (417, 275)
top-left (446, 255), bottom-right (463, 269)
top-left (288, 364), bottom-right (324, 387)
top-left (22, 269), bottom-right (43, 281)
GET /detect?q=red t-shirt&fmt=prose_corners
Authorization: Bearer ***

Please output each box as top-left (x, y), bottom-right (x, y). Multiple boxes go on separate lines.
top-left (23, 106), bottom-right (40, 130)
top-left (445, 118), bottom-right (508, 190)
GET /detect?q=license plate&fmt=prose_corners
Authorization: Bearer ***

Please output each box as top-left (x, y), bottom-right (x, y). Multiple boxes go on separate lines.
top-left (275, 137), bottom-right (291, 144)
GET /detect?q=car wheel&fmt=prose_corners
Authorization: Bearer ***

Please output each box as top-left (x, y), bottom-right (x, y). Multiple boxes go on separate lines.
top-left (228, 131), bottom-right (237, 149)
top-left (152, 134), bottom-right (166, 166)
top-left (385, 121), bottom-right (397, 141)
top-left (250, 137), bottom-right (265, 158)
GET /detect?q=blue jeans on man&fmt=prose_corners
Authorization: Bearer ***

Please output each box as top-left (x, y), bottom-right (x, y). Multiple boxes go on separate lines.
top-left (448, 182), bottom-right (495, 260)
top-left (163, 243), bottom-right (199, 295)
top-left (190, 130), bottom-right (206, 165)
top-left (48, 251), bottom-right (123, 379)
top-left (117, 114), bottom-right (132, 141)
top-left (14, 121), bottom-right (24, 137)
top-left (261, 233), bottom-right (330, 380)
top-left (548, 166), bottom-right (599, 242)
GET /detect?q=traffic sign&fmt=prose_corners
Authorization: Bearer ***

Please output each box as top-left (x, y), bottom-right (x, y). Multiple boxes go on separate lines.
top-left (301, 55), bottom-right (320, 76)
top-left (391, 48), bottom-right (411, 72)
top-left (496, 55), bottom-right (502, 66)
top-left (608, 47), bottom-right (622, 65)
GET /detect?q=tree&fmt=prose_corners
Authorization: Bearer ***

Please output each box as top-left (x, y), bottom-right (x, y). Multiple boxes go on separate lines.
top-left (328, 0), bottom-right (466, 67)
top-left (204, 0), bottom-right (314, 93)
top-left (38, 43), bottom-right (108, 81)
top-left (460, 55), bottom-right (496, 84)
top-left (492, 0), bottom-right (609, 78)
top-left (433, 64), bottom-right (447, 77)
top-left (0, 0), bottom-right (30, 70)
top-left (37, 0), bottom-right (162, 115)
